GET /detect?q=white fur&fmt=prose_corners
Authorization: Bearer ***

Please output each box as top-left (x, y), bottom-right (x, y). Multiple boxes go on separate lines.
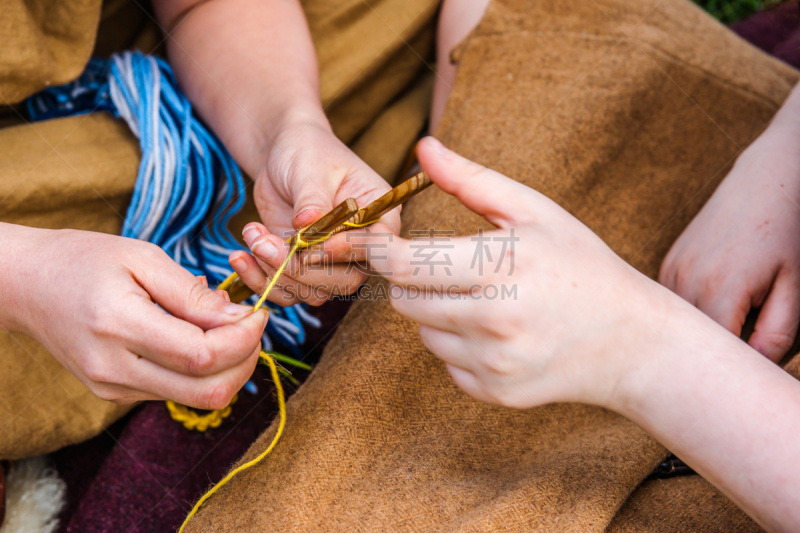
top-left (1, 456), bottom-right (66, 533)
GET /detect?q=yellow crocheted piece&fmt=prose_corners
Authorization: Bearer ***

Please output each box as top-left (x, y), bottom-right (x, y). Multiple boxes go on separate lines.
top-left (166, 394), bottom-right (237, 431)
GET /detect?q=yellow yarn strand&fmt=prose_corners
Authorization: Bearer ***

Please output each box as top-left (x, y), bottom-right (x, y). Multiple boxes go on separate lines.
top-left (253, 237), bottom-right (302, 312)
top-left (178, 350), bottom-right (286, 533)
top-left (215, 271), bottom-right (239, 292)
top-left (176, 221), bottom-right (353, 529)
top-left (342, 217), bottom-right (380, 229)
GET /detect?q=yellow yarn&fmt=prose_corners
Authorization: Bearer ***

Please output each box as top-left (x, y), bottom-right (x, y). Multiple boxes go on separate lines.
top-left (167, 227), bottom-right (315, 433)
top-left (253, 234), bottom-right (303, 312)
top-left (342, 217), bottom-right (380, 229)
top-left (177, 224), bottom-right (326, 531)
top-left (176, 216), bottom-right (376, 529)
top-left (216, 271), bottom-right (239, 292)
top-left (178, 350), bottom-right (286, 533)
top-left (166, 394), bottom-right (237, 431)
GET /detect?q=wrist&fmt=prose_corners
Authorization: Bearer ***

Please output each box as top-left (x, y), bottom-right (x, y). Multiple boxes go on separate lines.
top-left (601, 279), bottom-right (718, 417)
top-left (0, 223), bottom-right (43, 333)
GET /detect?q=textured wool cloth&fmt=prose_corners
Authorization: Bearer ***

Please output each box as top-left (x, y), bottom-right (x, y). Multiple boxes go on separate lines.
top-left (0, 0), bottom-right (436, 460)
top-left (179, 0), bottom-right (800, 532)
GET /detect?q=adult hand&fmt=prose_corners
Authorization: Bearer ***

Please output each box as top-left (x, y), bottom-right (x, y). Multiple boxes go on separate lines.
top-left (0, 225), bottom-right (267, 409)
top-left (229, 118), bottom-right (402, 306)
top-left (659, 126), bottom-right (800, 363)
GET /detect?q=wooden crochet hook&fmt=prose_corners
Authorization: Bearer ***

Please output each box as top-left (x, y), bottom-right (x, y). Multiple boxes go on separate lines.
top-left (328, 170), bottom-right (432, 235)
top-left (289, 197), bottom-right (359, 248)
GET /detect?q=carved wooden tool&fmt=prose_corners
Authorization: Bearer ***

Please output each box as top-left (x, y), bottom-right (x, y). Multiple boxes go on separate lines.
top-left (290, 197), bottom-right (359, 247)
top-left (328, 171), bottom-right (431, 236)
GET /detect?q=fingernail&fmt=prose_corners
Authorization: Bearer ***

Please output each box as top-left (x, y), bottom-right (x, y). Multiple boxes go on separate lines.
top-left (295, 208), bottom-right (323, 226)
top-left (257, 308), bottom-right (269, 326)
top-left (198, 275), bottom-right (208, 288)
top-left (251, 238), bottom-right (278, 260)
top-left (242, 224), bottom-right (263, 245)
top-left (230, 255), bottom-right (248, 273)
top-left (217, 290), bottom-right (231, 302)
top-left (224, 303), bottom-right (252, 315)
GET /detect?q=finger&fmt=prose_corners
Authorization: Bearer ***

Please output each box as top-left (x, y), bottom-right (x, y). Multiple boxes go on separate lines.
top-left (124, 298), bottom-right (268, 377)
top-left (416, 136), bottom-right (544, 228)
top-left (216, 289), bottom-right (231, 302)
top-left (362, 223), bottom-right (511, 291)
top-left (86, 381), bottom-right (164, 405)
top-left (300, 226), bottom-right (394, 266)
top-left (249, 231), bottom-right (368, 297)
top-left (229, 250), bottom-right (268, 294)
top-left (136, 251), bottom-right (250, 330)
top-left (290, 175), bottom-right (337, 230)
top-left (696, 288), bottom-right (750, 337)
top-left (390, 287), bottom-right (474, 334)
top-left (127, 343), bottom-right (262, 410)
top-left (445, 364), bottom-right (494, 404)
top-left (749, 271), bottom-right (800, 363)
top-left (418, 325), bottom-right (477, 369)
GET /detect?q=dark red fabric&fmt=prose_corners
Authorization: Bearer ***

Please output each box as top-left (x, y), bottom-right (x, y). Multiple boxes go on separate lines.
top-left (53, 299), bottom-right (350, 533)
top-left (731, 3), bottom-right (800, 69)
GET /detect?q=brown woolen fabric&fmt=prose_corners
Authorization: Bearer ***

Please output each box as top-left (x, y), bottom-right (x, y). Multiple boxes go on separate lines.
top-left (0, 114), bottom-right (140, 460)
top-left (607, 477), bottom-right (761, 533)
top-left (185, 0), bottom-right (798, 531)
top-left (0, 0), bottom-right (436, 459)
top-left (0, 0), bottom-right (102, 104)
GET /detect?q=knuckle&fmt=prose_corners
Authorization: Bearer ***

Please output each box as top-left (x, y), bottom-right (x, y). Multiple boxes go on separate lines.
top-left (492, 385), bottom-right (524, 409)
top-left (197, 382), bottom-right (235, 411)
top-left (135, 241), bottom-right (168, 267)
top-left (86, 307), bottom-right (119, 339)
top-left (186, 280), bottom-right (215, 312)
top-left (481, 313), bottom-right (518, 341)
top-left (83, 359), bottom-right (111, 384)
top-left (484, 353), bottom-right (512, 376)
top-left (187, 342), bottom-right (216, 376)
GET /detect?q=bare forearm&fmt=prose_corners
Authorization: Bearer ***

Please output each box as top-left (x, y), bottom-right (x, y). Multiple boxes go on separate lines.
top-left (616, 293), bottom-right (800, 533)
top-left (154, 0), bottom-right (326, 178)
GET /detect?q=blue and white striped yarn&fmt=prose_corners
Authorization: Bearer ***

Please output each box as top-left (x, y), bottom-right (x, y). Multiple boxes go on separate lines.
top-left (26, 51), bottom-right (320, 353)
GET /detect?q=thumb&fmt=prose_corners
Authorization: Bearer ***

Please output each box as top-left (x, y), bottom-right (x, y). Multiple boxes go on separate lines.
top-left (290, 176), bottom-right (337, 230)
top-left (416, 136), bottom-right (545, 228)
top-left (137, 256), bottom-right (255, 330)
top-left (749, 271), bottom-right (800, 363)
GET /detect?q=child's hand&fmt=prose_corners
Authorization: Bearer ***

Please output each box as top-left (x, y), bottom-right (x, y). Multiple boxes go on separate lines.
top-left (360, 137), bottom-right (671, 409)
top-left (230, 119), bottom-right (402, 306)
top-left (1, 225), bottom-right (266, 409)
top-left (659, 128), bottom-right (800, 363)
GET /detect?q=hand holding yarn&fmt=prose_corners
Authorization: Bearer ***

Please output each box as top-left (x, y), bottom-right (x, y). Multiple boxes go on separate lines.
top-left (230, 119), bottom-right (401, 306)
top-left (0, 225), bottom-right (267, 409)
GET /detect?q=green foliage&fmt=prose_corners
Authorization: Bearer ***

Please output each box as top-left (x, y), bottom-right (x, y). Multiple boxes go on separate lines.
top-left (693, 0), bottom-right (764, 23)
